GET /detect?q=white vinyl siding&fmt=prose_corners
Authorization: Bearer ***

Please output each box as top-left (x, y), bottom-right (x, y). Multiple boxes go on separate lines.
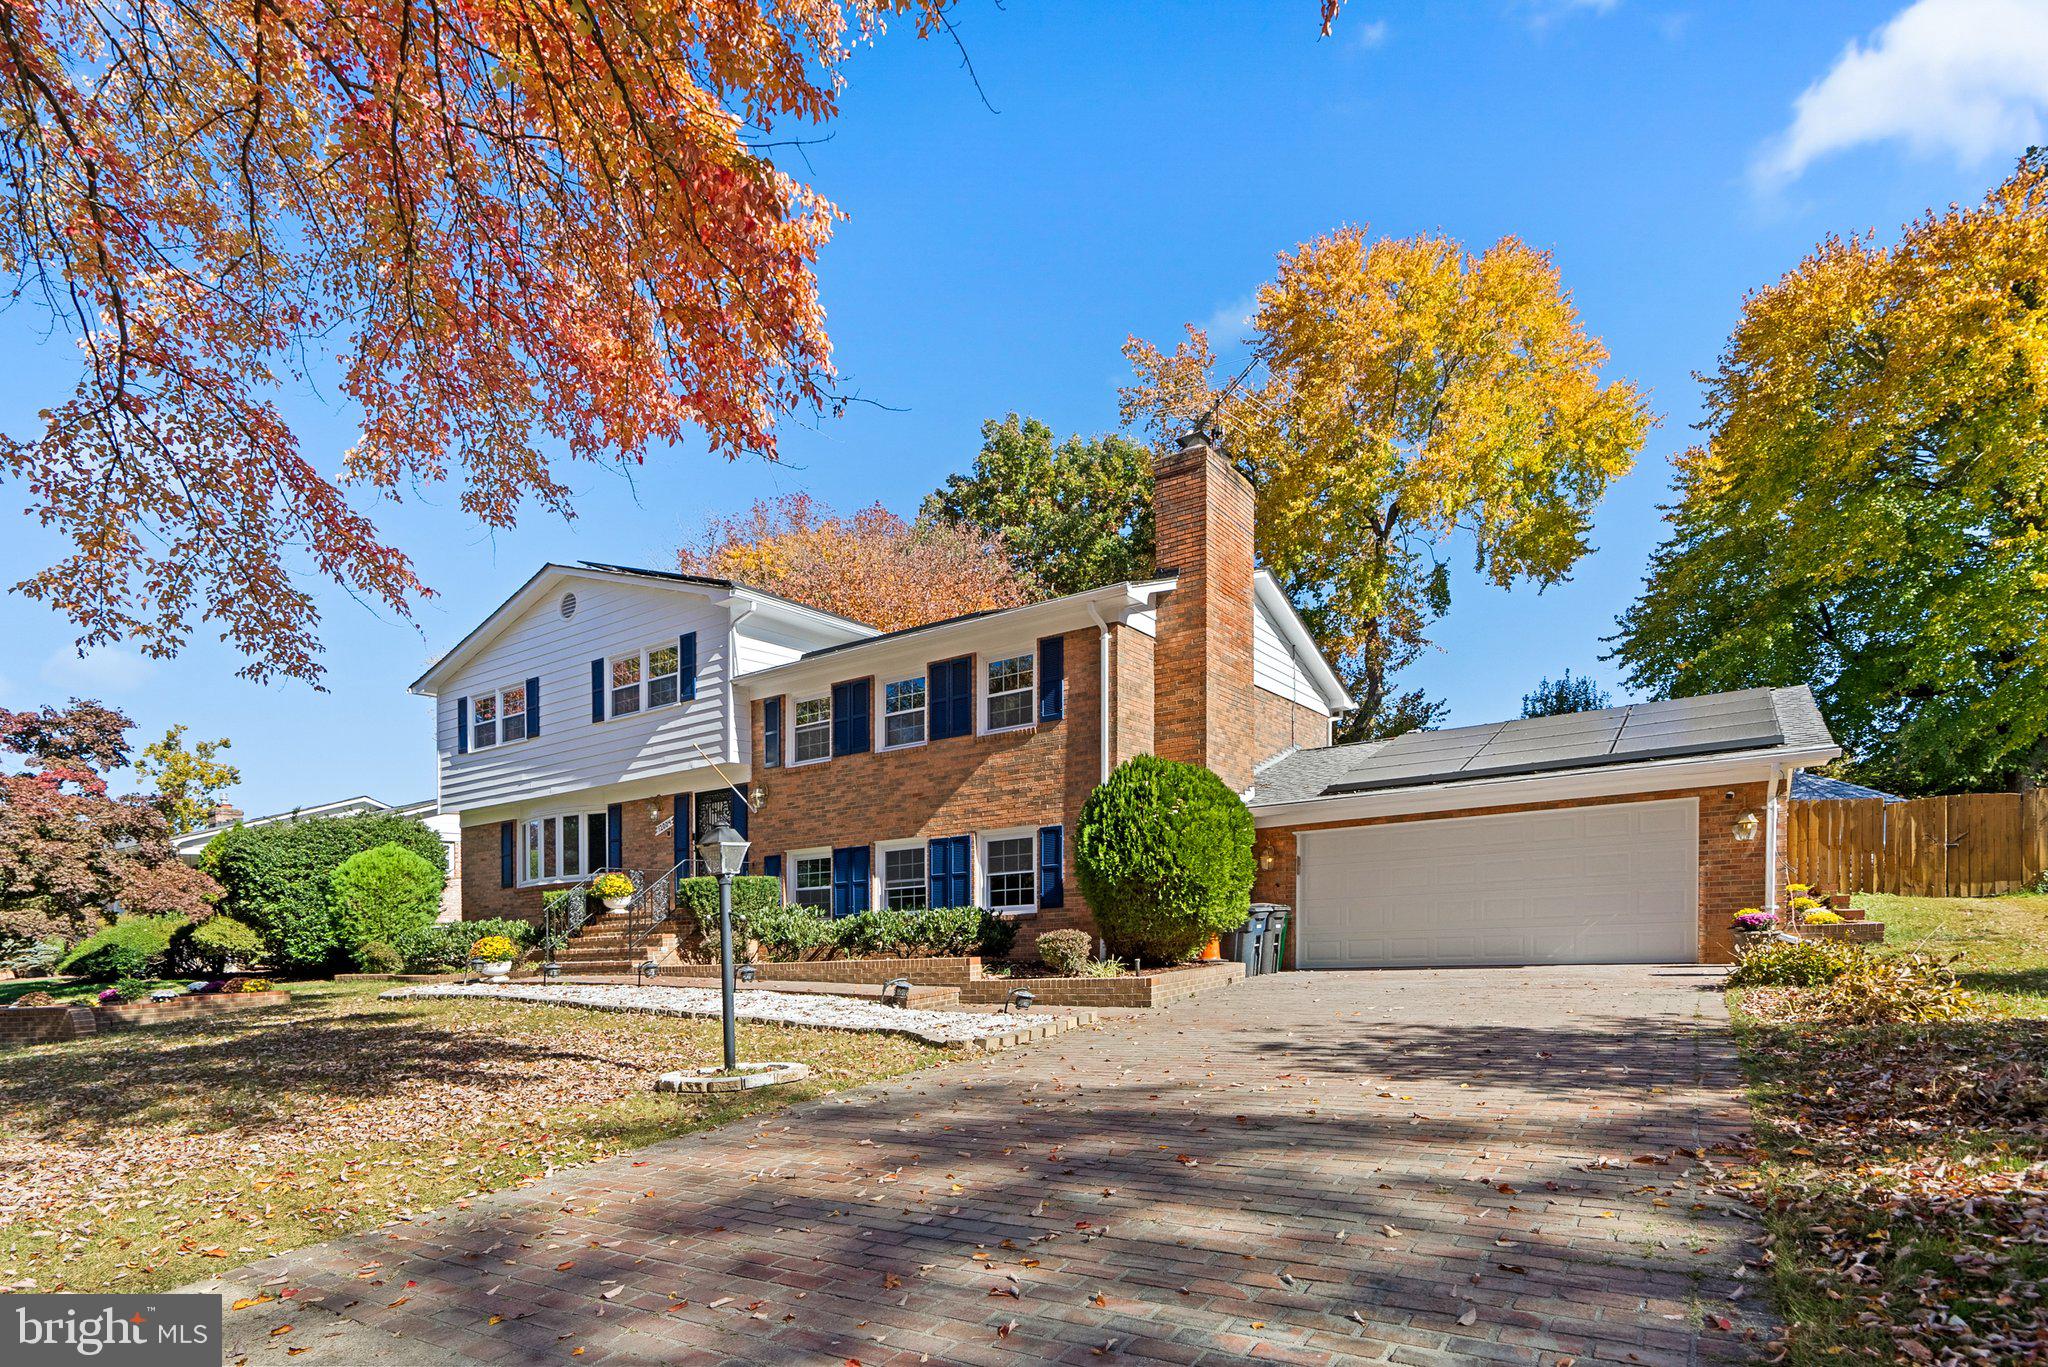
top-left (1254, 594), bottom-right (1331, 712)
top-left (434, 579), bottom-right (734, 813)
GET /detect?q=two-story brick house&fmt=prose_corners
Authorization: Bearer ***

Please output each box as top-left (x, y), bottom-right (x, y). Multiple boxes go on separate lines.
top-left (413, 431), bottom-right (1839, 967)
top-left (411, 433), bottom-right (1346, 943)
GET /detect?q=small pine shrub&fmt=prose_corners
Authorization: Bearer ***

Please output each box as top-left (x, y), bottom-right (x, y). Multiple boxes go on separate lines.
top-left (354, 939), bottom-right (404, 973)
top-left (1033, 929), bottom-right (1093, 976)
top-left (58, 915), bottom-right (184, 982)
top-left (1076, 755), bottom-right (1255, 962)
top-left (328, 844), bottom-right (444, 965)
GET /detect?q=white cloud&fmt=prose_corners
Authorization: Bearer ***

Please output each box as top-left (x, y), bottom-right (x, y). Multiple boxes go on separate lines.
top-left (40, 644), bottom-right (154, 695)
top-left (1353, 18), bottom-right (1390, 49)
top-left (1203, 293), bottom-right (1261, 343)
top-left (1758, 0), bottom-right (2048, 183)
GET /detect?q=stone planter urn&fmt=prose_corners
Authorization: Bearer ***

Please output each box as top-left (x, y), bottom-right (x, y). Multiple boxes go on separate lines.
top-left (480, 960), bottom-right (513, 979)
top-left (601, 897), bottom-right (629, 913)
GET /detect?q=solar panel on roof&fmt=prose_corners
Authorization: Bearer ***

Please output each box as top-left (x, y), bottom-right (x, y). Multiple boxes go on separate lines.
top-left (1322, 689), bottom-right (1786, 796)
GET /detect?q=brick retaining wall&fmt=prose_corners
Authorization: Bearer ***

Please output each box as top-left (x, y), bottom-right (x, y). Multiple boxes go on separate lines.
top-left (958, 960), bottom-right (1243, 1008)
top-left (0, 1004), bottom-right (97, 1046)
top-left (92, 990), bottom-right (292, 1029)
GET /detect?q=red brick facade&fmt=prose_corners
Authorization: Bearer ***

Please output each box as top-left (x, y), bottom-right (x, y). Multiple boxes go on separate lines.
top-left (460, 795), bottom-right (682, 926)
top-left (1252, 782), bottom-right (1787, 966)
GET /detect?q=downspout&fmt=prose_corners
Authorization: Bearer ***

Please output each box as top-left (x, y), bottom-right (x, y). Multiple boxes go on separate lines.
top-left (1764, 762), bottom-right (1785, 919)
top-left (1086, 601), bottom-right (1111, 782)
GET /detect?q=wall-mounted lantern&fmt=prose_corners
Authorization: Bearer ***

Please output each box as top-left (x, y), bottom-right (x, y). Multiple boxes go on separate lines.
top-left (1733, 812), bottom-right (1761, 842)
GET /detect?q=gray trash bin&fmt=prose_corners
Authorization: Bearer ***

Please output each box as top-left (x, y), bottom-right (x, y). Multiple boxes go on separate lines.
top-left (1248, 902), bottom-right (1290, 975)
top-left (1261, 906), bottom-right (1289, 974)
top-left (1237, 908), bottom-right (1270, 975)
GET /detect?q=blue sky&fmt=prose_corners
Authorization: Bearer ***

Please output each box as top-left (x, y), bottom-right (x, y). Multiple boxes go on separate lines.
top-left (4, 0), bottom-right (2044, 814)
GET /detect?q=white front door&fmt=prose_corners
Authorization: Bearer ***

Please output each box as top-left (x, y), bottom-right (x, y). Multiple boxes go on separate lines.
top-left (1294, 799), bottom-right (1700, 968)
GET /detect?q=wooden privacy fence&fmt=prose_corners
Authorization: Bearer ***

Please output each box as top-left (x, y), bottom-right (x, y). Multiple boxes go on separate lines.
top-left (1788, 791), bottom-right (2048, 897)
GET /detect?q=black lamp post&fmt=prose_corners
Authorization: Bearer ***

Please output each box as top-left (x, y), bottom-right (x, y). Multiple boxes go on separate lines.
top-left (695, 821), bottom-right (750, 1073)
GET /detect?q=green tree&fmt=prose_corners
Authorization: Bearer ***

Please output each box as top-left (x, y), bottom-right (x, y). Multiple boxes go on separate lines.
top-left (1075, 755), bottom-right (1254, 963)
top-left (134, 725), bottom-right (241, 835)
top-left (1521, 671), bottom-right (1612, 719)
top-left (1611, 154), bottom-right (2048, 794)
top-left (921, 415), bottom-right (1156, 596)
top-left (328, 844), bottom-right (445, 966)
top-left (1124, 228), bottom-right (1655, 743)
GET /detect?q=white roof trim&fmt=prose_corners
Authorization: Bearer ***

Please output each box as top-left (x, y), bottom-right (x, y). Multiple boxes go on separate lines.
top-left (732, 578), bottom-right (1178, 693)
top-left (1253, 570), bottom-right (1352, 711)
top-left (1247, 742), bottom-right (1842, 827)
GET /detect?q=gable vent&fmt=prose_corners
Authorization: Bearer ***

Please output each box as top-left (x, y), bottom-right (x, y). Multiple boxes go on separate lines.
top-left (560, 592), bottom-right (578, 620)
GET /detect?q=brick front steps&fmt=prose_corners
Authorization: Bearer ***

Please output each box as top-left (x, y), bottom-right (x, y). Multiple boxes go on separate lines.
top-left (959, 959), bottom-right (1245, 1008)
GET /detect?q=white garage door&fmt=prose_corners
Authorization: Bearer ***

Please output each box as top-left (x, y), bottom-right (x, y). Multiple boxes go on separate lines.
top-left (1295, 800), bottom-right (1699, 968)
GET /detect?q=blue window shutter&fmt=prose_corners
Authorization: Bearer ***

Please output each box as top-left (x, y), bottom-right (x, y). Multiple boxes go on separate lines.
top-left (927, 835), bottom-right (971, 908)
top-left (832, 845), bottom-right (870, 917)
top-left (606, 803), bottom-right (623, 869)
top-left (525, 676), bottom-right (541, 737)
top-left (499, 821), bottom-right (514, 887)
top-left (678, 632), bottom-right (698, 702)
top-left (1038, 825), bottom-right (1065, 908)
top-left (727, 785), bottom-right (750, 872)
top-left (762, 853), bottom-right (782, 879)
top-left (590, 658), bottom-right (605, 723)
top-left (762, 696), bottom-right (783, 768)
top-left (1038, 636), bottom-right (1065, 721)
top-left (587, 811), bottom-right (607, 872)
top-left (929, 657), bottom-right (972, 740)
top-left (672, 794), bottom-right (690, 871)
top-left (456, 697), bottom-right (468, 755)
top-left (832, 679), bottom-right (871, 756)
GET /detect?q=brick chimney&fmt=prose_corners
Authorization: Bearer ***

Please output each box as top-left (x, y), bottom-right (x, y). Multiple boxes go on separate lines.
top-left (1151, 430), bottom-right (1257, 791)
top-left (209, 801), bottom-right (244, 826)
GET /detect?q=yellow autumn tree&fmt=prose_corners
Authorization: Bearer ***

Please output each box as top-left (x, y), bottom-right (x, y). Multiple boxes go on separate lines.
top-left (1123, 228), bottom-right (1655, 738)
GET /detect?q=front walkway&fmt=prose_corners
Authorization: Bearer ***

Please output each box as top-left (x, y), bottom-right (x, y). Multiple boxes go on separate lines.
top-left (193, 966), bottom-right (1765, 1365)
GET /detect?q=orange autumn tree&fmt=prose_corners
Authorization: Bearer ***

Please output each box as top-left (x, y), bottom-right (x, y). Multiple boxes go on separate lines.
top-left (0, 0), bottom-right (955, 683)
top-left (678, 493), bottom-right (1034, 630)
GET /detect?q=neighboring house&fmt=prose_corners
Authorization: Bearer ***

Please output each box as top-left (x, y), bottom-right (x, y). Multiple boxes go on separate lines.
top-left (412, 432), bottom-right (1841, 967)
top-left (172, 796), bottom-right (464, 922)
top-left (1790, 771), bottom-right (1901, 803)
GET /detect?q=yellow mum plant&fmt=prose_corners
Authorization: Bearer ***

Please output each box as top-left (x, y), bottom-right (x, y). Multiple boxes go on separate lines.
top-left (471, 934), bottom-right (517, 962)
top-left (592, 872), bottom-right (635, 900)
top-left (1801, 910), bottom-right (1843, 926)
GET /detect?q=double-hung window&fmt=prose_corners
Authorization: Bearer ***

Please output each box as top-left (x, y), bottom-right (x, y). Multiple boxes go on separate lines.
top-left (470, 685), bottom-right (527, 749)
top-left (793, 697), bottom-right (831, 763)
top-left (881, 845), bottom-right (927, 910)
top-left (610, 644), bottom-right (681, 717)
top-left (883, 676), bottom-right (926, 748)
top-left (792, 853), bottom-right (833, 911)
top-left (983, 832), bottom-right (1037, 913)
top-left (985, 653), bottom-right (1035, 731)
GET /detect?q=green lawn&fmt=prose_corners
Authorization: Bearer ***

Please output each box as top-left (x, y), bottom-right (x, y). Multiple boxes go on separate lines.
top-left (0, 980), bottom-right (948, 1293)
top-left (1729, 890), bottom-right (2048, 1363)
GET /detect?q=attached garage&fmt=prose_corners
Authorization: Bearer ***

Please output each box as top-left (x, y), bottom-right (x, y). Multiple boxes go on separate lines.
top-left (1294, 800), bottom-right (1698, 968)
top-left (1249, 687), bottom-right (1845, 967)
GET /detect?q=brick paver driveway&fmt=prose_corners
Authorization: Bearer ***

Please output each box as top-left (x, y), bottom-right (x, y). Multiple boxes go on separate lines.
top-left (195, 965), bottom-right (1764, 1365)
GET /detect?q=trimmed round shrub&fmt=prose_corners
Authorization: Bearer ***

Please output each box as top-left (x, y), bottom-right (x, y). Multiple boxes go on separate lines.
top-left (328, 843), bottom-right (444, 965)
top-left (354, 939), bottom-right (404, 973)
top-left (1075, 755), bottom-right (1255, 963)
top-left (201, 812), bottom-right (447, 972)
top-left (176, 914), bottom-right (267, 972)
top-left (57, 915), bottom-right (183, 982)
top-left (676, 876), bottom-right (787, 943)
top-left (1033, 928), bottom-right (1092, 976)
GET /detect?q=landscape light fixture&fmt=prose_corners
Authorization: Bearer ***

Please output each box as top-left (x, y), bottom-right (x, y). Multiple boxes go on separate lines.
top-left (695, 821), bottom-right (752, 1072)
top-left (1005, 987), bottom-right (1035, 1015)
top-left (737, 963), bottom-right (759, 984)
top-left (884, 977), bottom-right (912, 1008)
top-left (637, 959), bottom-right (660, 985)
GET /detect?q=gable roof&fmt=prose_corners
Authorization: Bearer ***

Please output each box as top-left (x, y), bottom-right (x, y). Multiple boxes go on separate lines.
top-left (1251, 686), bottom-right (1838, 807)
top-left (407, 562), bottom-right (875, 694)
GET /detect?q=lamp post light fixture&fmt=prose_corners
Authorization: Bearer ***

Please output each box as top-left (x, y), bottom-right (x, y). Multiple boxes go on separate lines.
top-left (695, 821), bottom-right (751, 1073)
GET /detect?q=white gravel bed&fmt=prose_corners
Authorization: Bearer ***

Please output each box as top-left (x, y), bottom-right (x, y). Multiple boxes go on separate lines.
top-left (380, 981), bottom-right (1035, 1045)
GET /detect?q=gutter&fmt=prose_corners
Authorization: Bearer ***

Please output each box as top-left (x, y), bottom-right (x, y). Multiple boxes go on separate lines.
top-left (1086, 602), bottom-right (1111, 782)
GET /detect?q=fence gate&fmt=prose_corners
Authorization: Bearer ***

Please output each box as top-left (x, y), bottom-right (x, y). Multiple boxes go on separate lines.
top-left (1789, 791), bottom-right (2045, 897)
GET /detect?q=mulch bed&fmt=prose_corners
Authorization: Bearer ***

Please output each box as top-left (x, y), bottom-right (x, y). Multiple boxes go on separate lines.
top-left (989, 960), bottom-right (1229, 981)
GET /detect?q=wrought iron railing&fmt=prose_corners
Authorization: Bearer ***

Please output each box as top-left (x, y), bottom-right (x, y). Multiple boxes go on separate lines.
top-left (540, 867), bottom-right (643, 956)
top-left (620, 858), bottom-right (693, 971)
